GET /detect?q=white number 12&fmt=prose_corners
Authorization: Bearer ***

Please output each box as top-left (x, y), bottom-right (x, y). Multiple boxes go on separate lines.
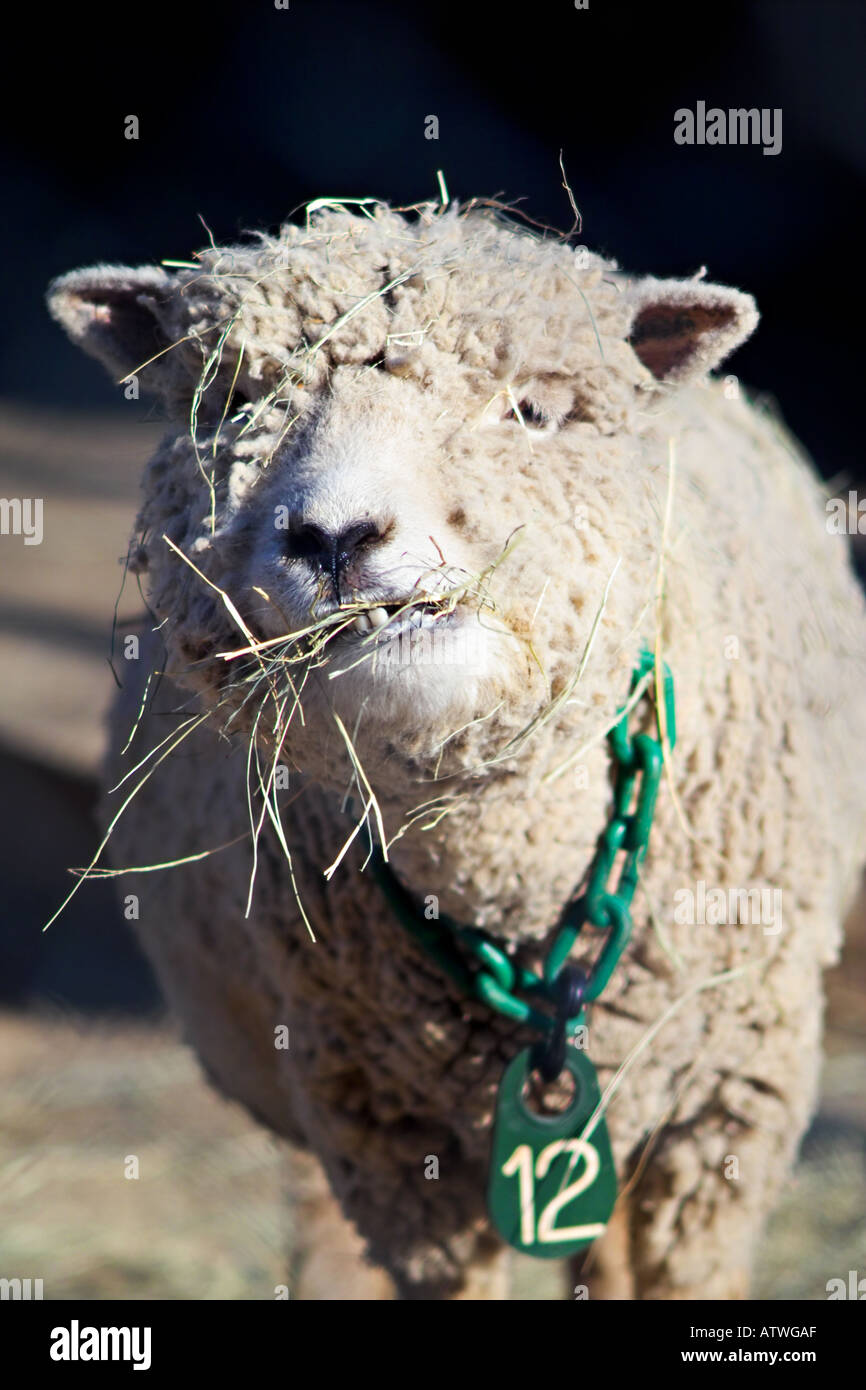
top-left (501, 1140), bottom-right (608, 1245)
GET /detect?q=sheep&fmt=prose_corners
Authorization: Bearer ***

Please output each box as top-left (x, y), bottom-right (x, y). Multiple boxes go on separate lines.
top-left (47, 197), bottom-right (866, 1300)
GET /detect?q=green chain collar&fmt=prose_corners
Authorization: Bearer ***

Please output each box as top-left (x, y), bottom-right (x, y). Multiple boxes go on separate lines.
top-left (370, 649), bottom-right (676, 1049)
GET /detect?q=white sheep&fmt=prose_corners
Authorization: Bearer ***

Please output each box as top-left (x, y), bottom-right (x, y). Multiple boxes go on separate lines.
top-left (48, 198), bottom-right (866, 1299)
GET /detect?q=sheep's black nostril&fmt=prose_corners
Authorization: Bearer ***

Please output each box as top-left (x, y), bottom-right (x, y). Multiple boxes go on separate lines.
top-left (335, 519), bottom-right (382, 560)
top-left (284, 517), bottom-right (388, 595)
top-left (286, 521), bottom-right (330, 564)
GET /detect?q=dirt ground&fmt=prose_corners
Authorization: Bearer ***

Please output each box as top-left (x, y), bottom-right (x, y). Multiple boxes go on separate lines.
top-left (1, 404), bottom-right (864, 1300)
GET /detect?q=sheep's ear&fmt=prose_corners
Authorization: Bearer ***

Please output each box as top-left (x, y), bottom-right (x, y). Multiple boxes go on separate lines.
top-left (626, 276), bottom-right (758, 383)
top-left (46, 264), bottom-right (175, 388)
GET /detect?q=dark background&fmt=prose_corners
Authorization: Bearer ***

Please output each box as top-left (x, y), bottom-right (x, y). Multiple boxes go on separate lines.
top-left (4, 0), bottom-right (865, 483)
top-left (1, 0), bottom-right (864, 1011)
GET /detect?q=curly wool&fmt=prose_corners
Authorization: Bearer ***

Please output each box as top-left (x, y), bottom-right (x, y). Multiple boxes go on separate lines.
top-left (48, 199), bottom-right (866, 1298)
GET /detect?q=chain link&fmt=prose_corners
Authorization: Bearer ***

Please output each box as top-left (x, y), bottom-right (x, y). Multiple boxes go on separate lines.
top-left (372, 648), bottom-right (676, 1041)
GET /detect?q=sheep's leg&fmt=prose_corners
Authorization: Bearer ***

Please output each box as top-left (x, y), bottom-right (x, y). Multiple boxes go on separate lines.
top-left (638, 1266), bottom-right (751, 1300)
top-left (622, 1017), bottom-right (824, 1302)
top-left (567, 1196), bottom-right (635, 1300)
top-left (625, 1129), bottom-right (785, 1300)
top-left (371, 1227), bottom-right (511, 1301)
top-left (289, 1151), bottom-right (395, 1300)
top-left (297, 1225), bottom-right (509, 1302)
top-left (452, 1241), bottom-right (512, 1300)
top-left (566, 1173), bottom-right (752, 1300)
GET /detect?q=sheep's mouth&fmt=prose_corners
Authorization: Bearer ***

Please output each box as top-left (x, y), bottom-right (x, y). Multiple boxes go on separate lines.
top-left (342, 597), bottom-right (457, 639)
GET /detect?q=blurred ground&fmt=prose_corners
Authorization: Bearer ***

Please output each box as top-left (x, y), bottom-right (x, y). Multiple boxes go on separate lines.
top-left (0, 404), bottom-right (161, 774)
top-left (0, 1016), bottom-right (289, 1300)
top-left (0, 404), bottom-right (864, 1300)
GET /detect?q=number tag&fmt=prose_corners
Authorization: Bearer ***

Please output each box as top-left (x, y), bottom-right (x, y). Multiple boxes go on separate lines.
top-left (487, 1046), bottom-right (617, 1259)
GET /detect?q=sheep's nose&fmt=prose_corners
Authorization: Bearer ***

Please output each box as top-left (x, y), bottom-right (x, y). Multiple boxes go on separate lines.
top-left (285, 518), bottom-right (386, 594)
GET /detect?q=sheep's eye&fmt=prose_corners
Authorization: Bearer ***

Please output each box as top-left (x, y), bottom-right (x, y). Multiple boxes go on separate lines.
top-left (505, 399), bottom-right (549, 428)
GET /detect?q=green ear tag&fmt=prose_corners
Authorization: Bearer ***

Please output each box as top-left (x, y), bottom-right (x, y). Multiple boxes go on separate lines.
top-left (487, 1046), bottom-right (617, 1259)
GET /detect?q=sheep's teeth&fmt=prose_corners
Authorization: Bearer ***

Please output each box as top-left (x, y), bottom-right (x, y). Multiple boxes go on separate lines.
top-left (352, 613), bottom-right (373, 633)
top-left (409, 610), bottom-right (424, 628)
top-left (367, 607), bottom-right (389, 629)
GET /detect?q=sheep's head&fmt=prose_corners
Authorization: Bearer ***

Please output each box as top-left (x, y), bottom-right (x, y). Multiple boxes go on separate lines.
top-left (48, 202), bottom-right (757, 790)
